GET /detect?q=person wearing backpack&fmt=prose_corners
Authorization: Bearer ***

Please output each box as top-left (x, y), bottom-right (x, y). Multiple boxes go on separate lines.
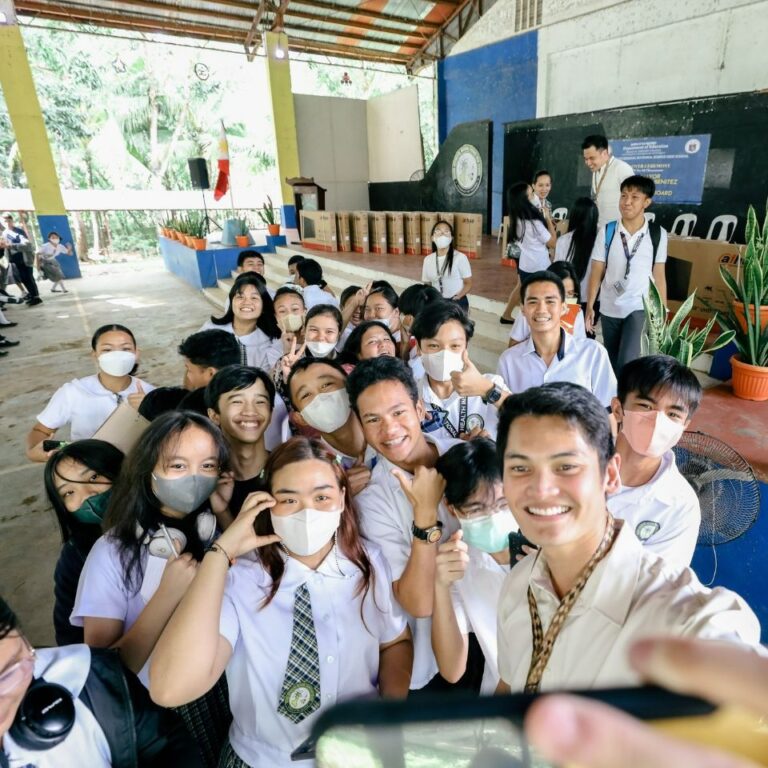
top-left (585, 176), bottom-right (667, 373)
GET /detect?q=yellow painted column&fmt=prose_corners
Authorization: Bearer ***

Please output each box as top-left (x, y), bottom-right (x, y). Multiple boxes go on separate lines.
top-left (264, 31), bottom-right (300, 229)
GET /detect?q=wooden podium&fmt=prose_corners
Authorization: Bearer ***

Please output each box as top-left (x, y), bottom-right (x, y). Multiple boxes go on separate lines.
top-left (286, 177), bottom-right (327, 238)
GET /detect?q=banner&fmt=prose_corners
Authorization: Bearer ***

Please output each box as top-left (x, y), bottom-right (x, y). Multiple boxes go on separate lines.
top-left (610, 134), bottom-right (711, 204)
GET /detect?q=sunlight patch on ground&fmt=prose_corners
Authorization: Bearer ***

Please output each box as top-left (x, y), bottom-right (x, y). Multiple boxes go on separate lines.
top-left (106, 298), bottom-right (165, 309)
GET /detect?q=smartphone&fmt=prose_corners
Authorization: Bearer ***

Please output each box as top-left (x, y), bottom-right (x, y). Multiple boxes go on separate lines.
top-left (43, 440), bottom-right (67, 452)
top-left (508, 530), bottom-right (535, 561)
top-left (290, 736), bottom-right (316, 761)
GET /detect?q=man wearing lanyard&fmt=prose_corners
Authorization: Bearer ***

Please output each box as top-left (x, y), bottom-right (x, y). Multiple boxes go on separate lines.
top-left (493, 382), bottom-right (761, 695)
top-left (581, 135), bottom-right (634, 226)
top-left (586, 175), bottom-right (668, 373)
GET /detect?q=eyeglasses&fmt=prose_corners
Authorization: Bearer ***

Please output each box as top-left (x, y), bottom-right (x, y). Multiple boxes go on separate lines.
top-left (0, 637), bottom-right (35, 697)
top-left (454, 499), bottom-right (511, 520)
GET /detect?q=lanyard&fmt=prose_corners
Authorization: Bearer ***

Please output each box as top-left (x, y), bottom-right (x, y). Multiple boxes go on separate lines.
top-left (591, 156), bottom-right (614, 200)
top-left (427, 397), bottom-right (467, 438)
top-left (524, 517), bottom-right (619, 693)
top-left (618, 231), bottom-right (645, 280)
top-left (435, 253), bottom-right (445, 294)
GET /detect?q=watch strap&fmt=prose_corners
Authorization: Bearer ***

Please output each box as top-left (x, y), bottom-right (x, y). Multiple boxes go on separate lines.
top-left (411, 520), bottom-right (443, 541)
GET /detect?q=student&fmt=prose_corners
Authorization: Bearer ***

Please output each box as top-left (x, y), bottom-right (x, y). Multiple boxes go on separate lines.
top-left (202, 273), bottom-right (283, 371)
top-left (0, 596), bottom-right (201, 767)
top-left (508, 261), bottom-right (586, 347)
top-left (139, 387), bottom-right (191, 420)
top-left (337, 283), bottom-right (362, 350)
top-left (608, 355), bottom-right (702, 569)
top-left (432, 439), bottom-right (514, 694)
top-left (340, 320), bottom-right (397, 365)
top-left (294, 258), bottom-right (339, 308)
top-left (286, 254), bottom-right (305, 283)
top-left (411, 300), bottom-right (509, 441)
top-left (553, 196), bottom-right (599, 304)
top-left (149, 437), bottom-right (412, 768)
top-left (234, 249), bottom-right (265, 277)
top-left (71, 411), bottom-right (232, 766)
top-left (362, 282), bottom-right (402, 341)
top-left (287, 357), bottom-right (375, 494)
top-left (496, 272), bottom-right (616, 407)
top-left (206, 365), bottom-right (274, 520)
top-left (1, 212), bottom-right (40, 305)
top-left (421, 220), bottom-right (472, 311)
top-left (531, 170), bottom-right (553, 216)
top-left (396, 283), bottom-right (442, 380)
top-left (43, 439), bottom-right (125, 646)
top-left (494, 382), bottom-right (760, 694)
top-left (581, 134), bottom-right (634, 226)
top-left (349, 356), bottom-right (461, 693)
top-left (26, 323), bottom-right (155, 462)
top-left (273, 285), bottom-right (306, 353)
top-left (586, 175), bottom-right (668, 373)
top-left (36, 230), bottom-right (70, 293)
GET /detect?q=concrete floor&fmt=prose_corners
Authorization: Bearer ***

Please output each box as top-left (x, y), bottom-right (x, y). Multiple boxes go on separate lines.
top-left (0, 259), bottom-right (207, 644)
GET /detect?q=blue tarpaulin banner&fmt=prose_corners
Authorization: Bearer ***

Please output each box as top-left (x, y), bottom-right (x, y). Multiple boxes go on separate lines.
top-left (610, 134), bottom-right (711, 204)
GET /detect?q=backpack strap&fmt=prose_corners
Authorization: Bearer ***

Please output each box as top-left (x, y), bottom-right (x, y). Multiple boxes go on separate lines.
top-left (603, 220), bottom-right (617, 266)
top-left (648, 221), bottom-right (661, 266)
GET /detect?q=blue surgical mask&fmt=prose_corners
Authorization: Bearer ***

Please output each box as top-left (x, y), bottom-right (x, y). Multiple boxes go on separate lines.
top-left (459, 508), bottom-right (517, 554)
top-left (72, 490), bottom-right (111, 525)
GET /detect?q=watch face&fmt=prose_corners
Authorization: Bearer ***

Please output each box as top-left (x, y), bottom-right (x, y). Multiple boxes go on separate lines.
top-left (451, 144), bottom-right (482, 196)
top-left (427, 528), bottom-right (443, 544)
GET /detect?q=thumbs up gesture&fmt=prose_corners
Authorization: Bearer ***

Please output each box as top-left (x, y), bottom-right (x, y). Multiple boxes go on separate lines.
top-left (451, 349), bottom-right (493, 399)
top-left (435, 530), bottom-right (469, 587)
top-left (128, 380), bottom-right (146, 411)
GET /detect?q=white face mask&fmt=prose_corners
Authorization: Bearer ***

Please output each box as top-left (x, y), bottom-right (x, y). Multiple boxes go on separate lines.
top-left (307, 340), bottom-right (336, 358)
top-left (301, 388), bottom-right (351, 433)
top-left (270, 507), bottom-right (342, 556)
top-left (433, 235), bottom-right (452, 250)
top-left (98, 350), bottom-right (136, 377)
top-left (421, 349), bottom-right (464, 382)
top-left (565, 297), bottom-right (579, 305)
top-left (279, 313), bottom-right (304, 333)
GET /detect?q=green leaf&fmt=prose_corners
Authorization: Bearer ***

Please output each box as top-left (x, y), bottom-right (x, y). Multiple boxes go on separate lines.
top-left (745, 205), bottom-right (758, 245)
top-left (668, 290), bottom-right (696, 339)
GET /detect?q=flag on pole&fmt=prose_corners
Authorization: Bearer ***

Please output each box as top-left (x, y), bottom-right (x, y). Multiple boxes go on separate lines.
top-left (213, 122), bottom-right (230, 201)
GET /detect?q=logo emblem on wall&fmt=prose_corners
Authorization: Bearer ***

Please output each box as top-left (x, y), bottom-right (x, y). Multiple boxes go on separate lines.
top-left (452, 144), bottom-right (482, 196)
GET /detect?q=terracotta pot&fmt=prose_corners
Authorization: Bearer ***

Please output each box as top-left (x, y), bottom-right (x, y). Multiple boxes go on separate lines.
top-left (731, 354), bottom-right (768, 401)
top-left (267, 224), bottom-right (280, 236)
top-left (733, 301), bottom-right (768, 334)
top-left (184, 235), bottom-right (195, 248)
top-left (235, 235), bottom-right (249, 247)
top-left (193, 237), bottom-right (207, 250)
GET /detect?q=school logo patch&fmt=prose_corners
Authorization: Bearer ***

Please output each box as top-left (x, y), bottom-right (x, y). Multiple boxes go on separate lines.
top-left (635, 521), bottom-right (661, 542)
top-left (466, 413), bottom-right (485, 432)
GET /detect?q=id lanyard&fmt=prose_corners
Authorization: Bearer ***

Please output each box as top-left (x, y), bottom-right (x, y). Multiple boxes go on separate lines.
top-left (435, 253), bottom-right (445, 294)
top-left (591, 157), bottom-right (614, 200)
top-left (618, 231), bottom-right (645, 279)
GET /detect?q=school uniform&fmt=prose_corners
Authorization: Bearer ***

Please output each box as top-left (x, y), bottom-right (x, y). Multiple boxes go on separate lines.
top-left (497, 520), bottom-right (762, 692)
top-left (37, 374), bottom-right (155, 441)
top-left (217, 543), bottom-right (406, 768)
top-left (515, 220), bottom-right (551, 275)
top-left (301, 284), bottom-right (340, 310)
top-left (509, 305), bottom-right (586, 343)
top-left (199, 321), bottom-right (283, 372)
top-left (591, 156), bottom-right (634, 226)
top-left (37, 241), bottom-right (67, 282)
top-left (318, 439), bottom-right (377, 472)
top-left (496, 328), bottom-right (616, 407)
top-left (608, 449), bottom-right (701, 570)
top-left (421, 250), bottom-right (472, 299)
top-left (355, 434), bottom-right (460, 690)
top-left (417, 373), bottom-right (508, 441)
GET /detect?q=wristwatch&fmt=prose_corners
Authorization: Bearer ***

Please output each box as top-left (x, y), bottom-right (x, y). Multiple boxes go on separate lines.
top-left (483, 384), bottom-right (503, 405)
top-left (412, 520), bottom-right (444, 543)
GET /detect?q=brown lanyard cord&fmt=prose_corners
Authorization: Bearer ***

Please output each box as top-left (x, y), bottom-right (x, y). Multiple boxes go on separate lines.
top-left (592, 157), bottom-right (614, 200)
top-left (524, 516), bottom-right (620, 693)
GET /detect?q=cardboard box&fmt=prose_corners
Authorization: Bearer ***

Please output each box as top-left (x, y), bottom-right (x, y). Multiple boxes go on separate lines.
top-left (369, 212), bottom-right (388, 254)
top-left (386, 212), bottom-right (405, 255)
top-left (454, 213), bottom-right (483, 259)
top-left (420, 212), bottom-right (438, 255)
top-left (300, 210), bottom-right (337, 252)
top-left (336, 212), bottom-right (351, 253)
top-left (437, 212), bottom-right (455, 230)
top-left (666, 236), bottom-right (744, 324)
top-left (404, 213), bottom-right (421, 255)
top-left (351, 211), bottom-right (369, 253)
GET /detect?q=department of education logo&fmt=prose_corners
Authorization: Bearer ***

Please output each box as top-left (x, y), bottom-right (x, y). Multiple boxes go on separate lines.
top-left (684, 138), bottom-right (701, 154)
top-left (284, 682), bottom-right (316, 713)
top-left (635, 521), bottom-right (661, 541)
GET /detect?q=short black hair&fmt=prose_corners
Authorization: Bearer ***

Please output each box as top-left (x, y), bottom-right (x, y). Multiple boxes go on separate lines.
top-left (286, 356), bottom-right (349, 409)
top-left (138, 386), bottom-right (189, 421)
top-left (533, 169), bottom-right (551, 183)
top-left (436, 438), bottom-right (501, 507)
top-left (411, 299), bottom-right (474, 343)
top-left (346, 356), bottom-right (418, 416)
top-left (620, 174), bottom-right (655, 198)
top-left (398, 284), bottom-right (442, 317)
top-left (497, 383), bottom-right (615, 473)
top-left (205, 364), bottom-right (276, 413)
top-left (178, 329), bottom-right (241, 370)
top-left (305, 303), bottom-right (342, 332)
top-left (582, 134), bottom-right (609, 151)
top-left (48, 231), bottom-right (61, 239)
top-left (617, 354), bottom-right (702, 417)
top-left (274, 285), bottom-right (305, 307)
top-left (288, 254), bottom-right (305, 267)
top-left (340, 320), bottom-right (396, 363)
top-left (296, 258), bottom-right (323, 285)
top-left (340, 285), bottom-right (361, 309)
top-left (521, 270), bottom-right (566, 302)
top-left (0, 596), bottom-right (19, 641)
top-left (365, 281), bottom-right (399, 310)
top-left (237, 250), bottom-right (265, 268)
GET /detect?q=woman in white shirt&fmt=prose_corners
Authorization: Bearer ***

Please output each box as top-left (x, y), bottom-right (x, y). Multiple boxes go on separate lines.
top-left (26, 323), bottom-right (155, 462)
top-left (421, 221), bottom-right (472, 312)
top-left (150, 437), bottom-right (412, 768)
top-left (201, 274), bottom-right (283, 372)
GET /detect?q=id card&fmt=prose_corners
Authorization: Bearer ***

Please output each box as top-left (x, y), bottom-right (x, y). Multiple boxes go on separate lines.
top-left (613, 281), bottom-right (626, 296)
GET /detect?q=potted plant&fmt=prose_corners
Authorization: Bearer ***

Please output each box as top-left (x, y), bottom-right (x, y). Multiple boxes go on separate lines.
top-left (187, 211), bottom-right (208, 250)
top-left (258, 196), bottom-right (281, 236)
top-left (642, 280), bottom-right (735, 367)
top-left (234, 216), bottom-right (250, 247)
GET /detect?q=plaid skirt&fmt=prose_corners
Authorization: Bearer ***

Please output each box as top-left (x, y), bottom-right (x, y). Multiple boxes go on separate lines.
top-left (40, 258), bottom-right (65, 282)
top-left (218, 740), bottom-right (251, 768)
top-left (174, 675), bottom-right (233, 768)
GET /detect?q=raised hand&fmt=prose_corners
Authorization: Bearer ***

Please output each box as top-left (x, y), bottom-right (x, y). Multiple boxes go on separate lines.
top-left (451, 350), bottom-right (493, 398)
top-left (157, 552), bottom-right (199, 604)
top-left (392, 466), bottom-right (446, 529)
top-left (216, 491), bottom-right (280, 558)
top-left (435, 531), bottom-right (469, 588)
top-left (127, 380), bottom-right (145, 410)
top-left (280, 337), bottom-right (306, 380)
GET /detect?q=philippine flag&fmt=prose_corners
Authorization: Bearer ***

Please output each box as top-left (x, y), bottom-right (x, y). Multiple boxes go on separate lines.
top-left (213, 123), bottom-right (230, 201)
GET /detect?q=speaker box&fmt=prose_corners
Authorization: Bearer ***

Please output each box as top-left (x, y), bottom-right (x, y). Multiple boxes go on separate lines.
top-left (188, 158), bottom-right (210, 190)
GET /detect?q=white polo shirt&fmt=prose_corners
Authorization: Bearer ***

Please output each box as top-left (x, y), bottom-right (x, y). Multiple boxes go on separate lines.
top-left (515, 220), bottom-right (551, 273)
top-left (590, 221), bottom-right (668, 319)
top-left (497, 520), bottom-right (762, 692)
top-left (37, 374), bottom-right (156, 441)
top-left (2, 645), bottom-right (111, 768)
top-left (509, 307), bottom-right (586, 343)
top-left (608, 449), bottom-right (701, 570)
top-left (496, 330), bottom-right (616, 407)
top-left (301, 284), bottom-right (340, 310)
top-left (421, 250), bottom-right (472, 299)
top-left (591, 156), bottom-right (634, 226)
top-left (219, 543), bottom-right (406, 768)
top-left (200, 320), bottom-right (283, 371)
top-left (355, 434), bottom-right (460, 689)
top-left (417, 373), bottom-right (508, 441)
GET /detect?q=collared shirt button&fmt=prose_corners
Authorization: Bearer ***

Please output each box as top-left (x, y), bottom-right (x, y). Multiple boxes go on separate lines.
top-left (326, 655), bottom-right (335, 663)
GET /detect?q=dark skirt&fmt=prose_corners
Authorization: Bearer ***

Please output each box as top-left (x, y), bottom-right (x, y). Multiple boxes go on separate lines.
top-left (175, 675), bottom-right (233, 768)
top-left (40, 258), bottom-right (65, 282)
top-left (218, 741), bottom-right (250, 768)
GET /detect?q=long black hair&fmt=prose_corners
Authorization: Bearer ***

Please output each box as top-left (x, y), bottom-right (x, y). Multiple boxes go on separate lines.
top-left (564, 197), bottom-right (599, 283)
top-left (210, 273), bottom-right (281, 340)
top-left (103, 411), bottom-right (230, 592)
top-left (44, 440), bottom-right (125, 545)
top-left (549, 260), bottom-right (582, 304)
top-left (507, 181), bottom-right (546, 243)
top-left (340, 320), bottom-right (396, 364)
top-left (429, 220), bottom-right (457, 278)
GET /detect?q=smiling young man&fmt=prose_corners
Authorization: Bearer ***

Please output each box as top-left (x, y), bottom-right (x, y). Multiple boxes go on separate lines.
top-left (581, 134), bottom-right (634, 226)
top-left (496, 272), bottom-right (616, 407)
top-left (494, 382), bottom-right (761, 694)
top-left (608, 355), bottom-right (702, 570)
top-left (348, 356), bottom-right (461, 693)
